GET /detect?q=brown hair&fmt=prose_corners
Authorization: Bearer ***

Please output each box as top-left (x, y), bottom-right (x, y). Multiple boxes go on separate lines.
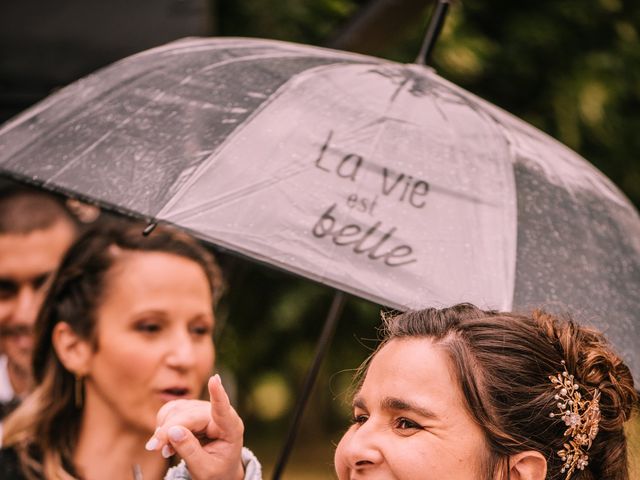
top-left (3, 219), bottom-right (223, 479)
top-left (365, 303), bottom-right (638, 480)
top-left (0, 185), bottom-right (76, 235)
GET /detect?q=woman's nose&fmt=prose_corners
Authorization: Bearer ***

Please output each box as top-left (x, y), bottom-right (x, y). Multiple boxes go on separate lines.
top-left (166, 331), bottom-right (197, 369)
top-left (336, 422), bottom-right (384, 472)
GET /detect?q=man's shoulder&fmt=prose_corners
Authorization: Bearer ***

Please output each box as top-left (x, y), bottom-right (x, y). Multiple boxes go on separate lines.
top-left (0, 356), bottom-right (14, 402)
top-left (0, 355), bottom-right (19, 422)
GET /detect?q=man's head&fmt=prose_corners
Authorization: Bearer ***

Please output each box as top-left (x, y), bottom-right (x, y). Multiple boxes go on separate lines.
top-left (0, 186), bottom-right (77, 390)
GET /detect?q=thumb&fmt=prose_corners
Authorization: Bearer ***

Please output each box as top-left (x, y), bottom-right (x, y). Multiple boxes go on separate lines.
top-left (166, 425), bottom-right (206, 465)
top-left (166, 424), bottom-right (243, 480)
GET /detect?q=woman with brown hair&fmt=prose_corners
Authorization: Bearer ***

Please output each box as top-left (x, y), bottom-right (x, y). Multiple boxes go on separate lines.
top-left (0, 220), bottom-right (260, 480)
top-left (153, 303), bottom-right (638, 480)
top-left (334, 304), bottom-right (638, 480)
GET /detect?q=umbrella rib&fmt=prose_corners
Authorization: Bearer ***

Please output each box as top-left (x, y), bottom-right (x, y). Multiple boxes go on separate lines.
top-left (162, 161), bottom-right (308, 222)
top-left (429, 71), bottom-right (617, 196)
top-left (159, 62), bottom-right (381, 217)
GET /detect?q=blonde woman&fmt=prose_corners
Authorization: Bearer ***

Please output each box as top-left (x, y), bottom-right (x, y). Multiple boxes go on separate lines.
top-left (0, 221), bottom-right (260, 480)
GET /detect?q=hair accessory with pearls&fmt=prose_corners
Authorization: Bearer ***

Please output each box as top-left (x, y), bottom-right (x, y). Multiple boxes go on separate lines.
top-left (548, 360), bottom-right (601, 479)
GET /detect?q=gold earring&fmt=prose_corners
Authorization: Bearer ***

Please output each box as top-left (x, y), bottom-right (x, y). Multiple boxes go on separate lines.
top-left (75, 375), bottom-right (84, 409)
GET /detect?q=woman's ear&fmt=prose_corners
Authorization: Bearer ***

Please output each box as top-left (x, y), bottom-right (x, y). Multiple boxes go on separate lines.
top-left (52, 321), bottom-right (92, 375)
top-left (507, 450), bottom-right (547, 480)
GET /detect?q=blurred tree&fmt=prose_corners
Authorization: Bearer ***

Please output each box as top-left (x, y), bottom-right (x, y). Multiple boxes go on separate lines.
top-left (213, 0), bottom-right (362, 43)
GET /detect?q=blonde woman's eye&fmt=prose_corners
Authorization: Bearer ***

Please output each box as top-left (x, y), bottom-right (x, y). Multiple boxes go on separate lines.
top-left (135, 322), bottom-right (161, 333)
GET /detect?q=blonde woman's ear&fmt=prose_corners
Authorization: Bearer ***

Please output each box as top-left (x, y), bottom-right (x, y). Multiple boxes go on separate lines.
top-left (507, 451), bottom-right (547, 480)
top-left (51, 321), bottom-right (92, 376)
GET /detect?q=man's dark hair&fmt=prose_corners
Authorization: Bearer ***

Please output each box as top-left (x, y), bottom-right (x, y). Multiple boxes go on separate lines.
top-left (0, 185), bottom-right (76, 235)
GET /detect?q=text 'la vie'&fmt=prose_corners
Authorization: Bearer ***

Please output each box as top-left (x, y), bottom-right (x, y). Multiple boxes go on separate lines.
top-left (314, 130), bottom-right (429, 209)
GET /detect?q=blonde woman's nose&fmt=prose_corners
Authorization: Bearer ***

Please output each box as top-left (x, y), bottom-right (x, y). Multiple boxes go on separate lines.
top-left (166, 331), bottom-right (197, 369)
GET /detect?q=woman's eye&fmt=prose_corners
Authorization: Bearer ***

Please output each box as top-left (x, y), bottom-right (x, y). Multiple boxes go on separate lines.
top-left (190, 324), bottom-right (213, 336)
top-left (351, 413), bottom-right (368, 425)
top-left (395, 417), bottom-right (422, 430)
top-left (135, 323), bottom-right (161, 333)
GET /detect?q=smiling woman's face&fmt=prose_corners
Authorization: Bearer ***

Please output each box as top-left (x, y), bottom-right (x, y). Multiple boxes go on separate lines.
top-left (334, 338), bottom-right (489, 480)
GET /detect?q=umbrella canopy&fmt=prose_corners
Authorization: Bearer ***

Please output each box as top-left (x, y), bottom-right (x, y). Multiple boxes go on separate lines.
top-left (0, 37), bottom-right (638, 379)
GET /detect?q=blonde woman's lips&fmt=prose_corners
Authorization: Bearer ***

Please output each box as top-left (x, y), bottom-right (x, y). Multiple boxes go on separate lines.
top-left (157, 387), bottom-right (191, 402)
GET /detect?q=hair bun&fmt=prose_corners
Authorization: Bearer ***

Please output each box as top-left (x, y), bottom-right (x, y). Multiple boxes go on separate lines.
top-left (532, 310), bottom-right (637, 428)
top-left (579, 338), bottom-right (637, 430)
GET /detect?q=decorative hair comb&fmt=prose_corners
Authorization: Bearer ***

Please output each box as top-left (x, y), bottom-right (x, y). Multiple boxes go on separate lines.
top-left (549, 361), bottom-right (601, 479)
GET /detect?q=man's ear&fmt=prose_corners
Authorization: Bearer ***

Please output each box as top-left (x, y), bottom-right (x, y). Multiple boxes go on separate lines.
top-left (52, 321), bottom-right (92, 376)
top-left (507, 450), bottom-right (547, 480)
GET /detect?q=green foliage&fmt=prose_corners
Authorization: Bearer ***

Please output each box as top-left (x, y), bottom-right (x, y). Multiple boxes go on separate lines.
top-left (214, 0), bottom-right (361, 44)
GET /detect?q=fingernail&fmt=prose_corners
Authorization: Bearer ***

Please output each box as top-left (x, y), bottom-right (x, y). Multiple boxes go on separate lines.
top-left (161, 445), bottom-right (174, 458)
top-left (168, 425), bottom-right (186, 442)
top-left (213, 373), bottom-right (221, 384)
top-left (145, 437), bottom-right (159, 451)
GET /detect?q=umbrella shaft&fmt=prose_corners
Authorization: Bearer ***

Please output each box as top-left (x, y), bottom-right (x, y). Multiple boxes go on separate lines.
top-left (271, 291), bottom-right (347, 480)
top-left (416, 0), bottom-right (451, 65)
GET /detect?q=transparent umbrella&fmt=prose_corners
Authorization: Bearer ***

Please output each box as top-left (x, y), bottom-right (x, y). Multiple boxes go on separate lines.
top-left (0, 34), bottom-right (638, 475)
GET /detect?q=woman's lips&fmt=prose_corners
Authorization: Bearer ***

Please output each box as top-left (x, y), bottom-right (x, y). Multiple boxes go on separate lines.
top-left (157, 387), bottom-right (191, 402)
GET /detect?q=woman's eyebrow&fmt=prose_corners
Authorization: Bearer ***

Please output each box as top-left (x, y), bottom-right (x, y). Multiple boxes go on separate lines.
top-left (381, 396), bottom-right (439, 419)
top-left (352, 396), bottom-right (366, 410)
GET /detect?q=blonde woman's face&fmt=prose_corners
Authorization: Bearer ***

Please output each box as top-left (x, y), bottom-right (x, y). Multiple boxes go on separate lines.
top-left (82, 251), bottom-right (214, 434)
top-left (334, 338), bottom-right (488, 480)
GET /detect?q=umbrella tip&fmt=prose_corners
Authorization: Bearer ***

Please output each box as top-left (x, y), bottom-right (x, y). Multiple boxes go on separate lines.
top-left (142, 221), bottom-right (158, 236)
top-left (415, 0), bottom-right (451, 66)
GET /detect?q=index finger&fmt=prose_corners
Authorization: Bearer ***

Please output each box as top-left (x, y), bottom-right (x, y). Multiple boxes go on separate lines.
top-left (208, 374), bottom-right (244, 441)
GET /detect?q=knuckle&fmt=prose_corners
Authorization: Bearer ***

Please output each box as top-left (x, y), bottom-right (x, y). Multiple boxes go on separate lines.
top-left (157, 399), bottom-right (179, 418)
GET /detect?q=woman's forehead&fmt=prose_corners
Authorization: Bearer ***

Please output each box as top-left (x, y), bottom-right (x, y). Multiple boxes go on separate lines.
top-left (98, 250), bottom-right (214, 312)
top-left (360, 338), bottom-right (466, 415)
top-left (104, 250), bottom-right (202, 283)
